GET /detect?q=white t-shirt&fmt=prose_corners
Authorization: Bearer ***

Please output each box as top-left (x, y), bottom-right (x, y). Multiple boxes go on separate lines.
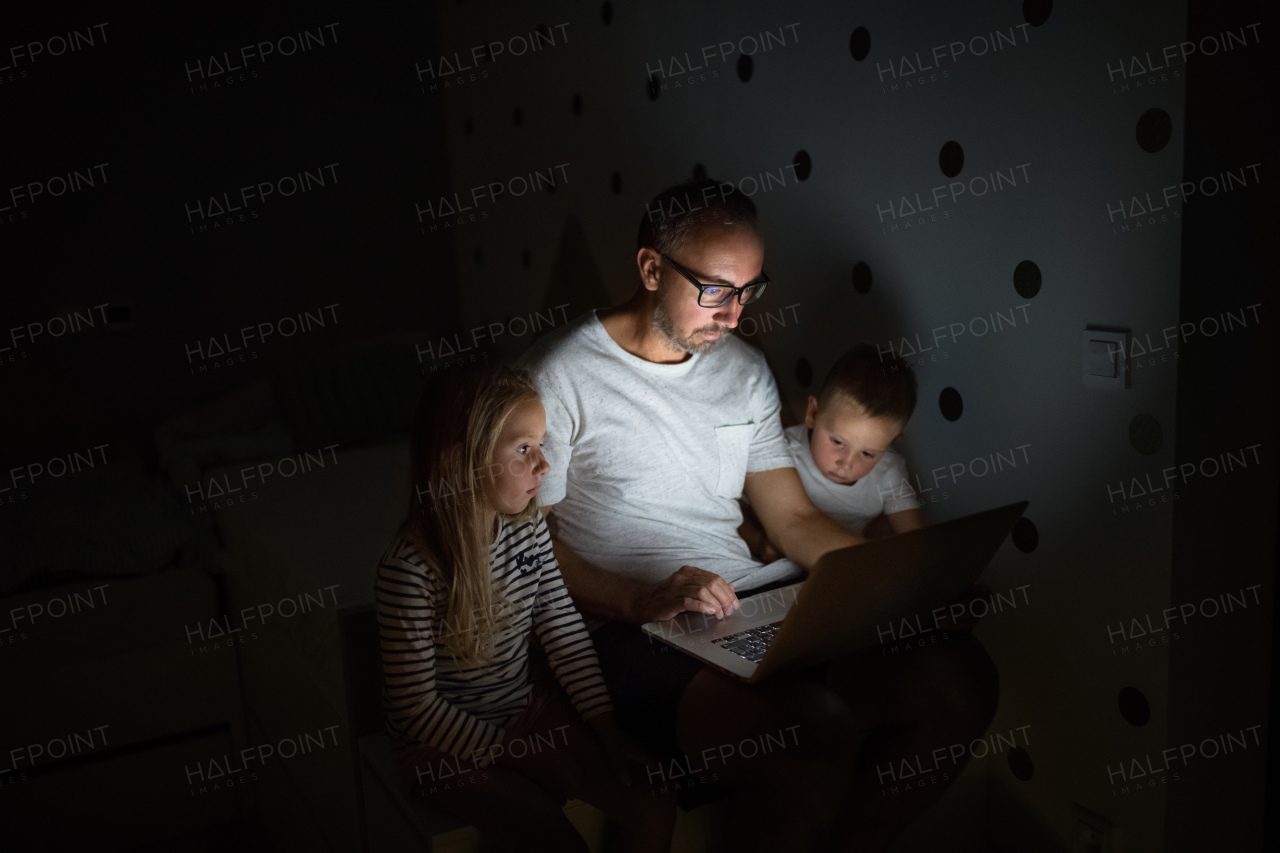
top-left (781, 423), bottom-right (920, 532)
top-left (521, 310), bottom-right (804, 629)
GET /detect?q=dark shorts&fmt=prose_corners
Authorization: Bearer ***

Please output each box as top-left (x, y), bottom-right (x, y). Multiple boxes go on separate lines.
top-left (591, 620), bottom-right (706, 761)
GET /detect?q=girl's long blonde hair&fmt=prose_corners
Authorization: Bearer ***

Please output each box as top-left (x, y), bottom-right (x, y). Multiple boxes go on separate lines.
top-left (401, 362), bottom-right (541, 664)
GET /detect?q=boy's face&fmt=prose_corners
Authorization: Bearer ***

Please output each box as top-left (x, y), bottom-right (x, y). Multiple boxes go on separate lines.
top-left (489, 396), bottom-right (550, 514)
top-left (804, 395), bottom-right (902, 486)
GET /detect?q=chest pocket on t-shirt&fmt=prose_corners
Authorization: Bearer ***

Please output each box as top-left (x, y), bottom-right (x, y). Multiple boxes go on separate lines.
top-left (713, 423), bottom-right (754, 499)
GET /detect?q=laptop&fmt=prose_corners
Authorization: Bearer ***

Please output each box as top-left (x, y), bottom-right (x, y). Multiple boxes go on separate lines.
top-left (640, 501), bottom-right (1028, 682)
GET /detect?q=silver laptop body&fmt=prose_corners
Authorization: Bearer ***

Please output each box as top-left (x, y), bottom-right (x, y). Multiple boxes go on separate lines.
top-left (640, 501), bottom-right (1028, 682)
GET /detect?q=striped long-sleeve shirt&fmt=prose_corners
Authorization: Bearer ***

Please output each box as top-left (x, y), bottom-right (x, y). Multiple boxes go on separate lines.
top-left (375, 511), bottom-right (613, 765)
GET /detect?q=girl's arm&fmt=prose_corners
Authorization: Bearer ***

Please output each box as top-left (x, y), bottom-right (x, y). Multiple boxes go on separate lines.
top-left (376, 544), bottom-right (507, 765)
top-left (528, 517), bottom-right (614, 723)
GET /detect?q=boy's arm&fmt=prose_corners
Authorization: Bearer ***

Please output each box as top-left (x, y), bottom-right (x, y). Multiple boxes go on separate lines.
top-left (741, 467), bottom-right (866, 569)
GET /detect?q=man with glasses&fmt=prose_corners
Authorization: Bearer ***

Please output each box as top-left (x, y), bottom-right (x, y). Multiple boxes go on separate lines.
top-left (522, 180), bottom-right (997, 851)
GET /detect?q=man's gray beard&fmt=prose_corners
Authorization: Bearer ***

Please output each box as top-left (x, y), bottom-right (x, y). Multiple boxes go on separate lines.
top-left (652, 299), bottom-right (728, 355)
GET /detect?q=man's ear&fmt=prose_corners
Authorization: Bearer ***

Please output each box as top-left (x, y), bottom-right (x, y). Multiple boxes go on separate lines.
top-left (804, 395), bottom-right (819, 429)
top-left (637, 248), bottom-right (662, 292)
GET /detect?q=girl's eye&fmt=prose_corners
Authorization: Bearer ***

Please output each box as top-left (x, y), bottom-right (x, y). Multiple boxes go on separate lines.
top-left (830, 438), bottom-right (842, 446)
top-left (518, 445), bottom-right (529, 454)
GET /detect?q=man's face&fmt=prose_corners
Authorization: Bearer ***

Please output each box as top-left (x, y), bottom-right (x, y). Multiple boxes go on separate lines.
top-left (804, 396), bottom-right (902, 486)
top-left (646, 224), bottom-right (764, 355)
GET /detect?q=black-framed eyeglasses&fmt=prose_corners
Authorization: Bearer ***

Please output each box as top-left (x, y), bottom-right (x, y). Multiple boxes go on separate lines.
top-left (659, 252), bottom-right (771, 308)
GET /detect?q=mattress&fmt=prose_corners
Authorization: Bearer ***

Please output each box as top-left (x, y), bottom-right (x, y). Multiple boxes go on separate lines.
top-left (0, 567), bottom-right (232, 750)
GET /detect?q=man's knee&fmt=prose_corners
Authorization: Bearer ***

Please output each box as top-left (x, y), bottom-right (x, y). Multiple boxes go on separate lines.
top-left (680, 673), bottom-right (860, 777)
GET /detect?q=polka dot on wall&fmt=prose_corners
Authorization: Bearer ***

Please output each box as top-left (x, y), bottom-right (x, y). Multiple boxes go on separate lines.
top-left (473, 247), bottom-right (482, 265)
top-left (939, 387), bottom-right (963, 421)
top-left (647, 75), bottom-right (660, 101)
top-left (1118, 687), bottom-right (1150, 726)
top-left (1013, 260), bottom-right (1042, 299)
top-left (1011, 518), bottom-right (1038, 553)
top-left (522, 250), bottom-right (532, 270)
top-left (939, 141), bottom-right (964, 177)
top-left (795, 358), bottom-right (813, 387)
top-left (851, 262), bottom-right (872, 294)
top-left (611, 171), bottom-right (623, 194)
top-left (1022, 0), bottom-right (1052, 27)
top-left (602, 2), bottom-right (613, 25)
top-left (849, 27), bottom-right (871, 61)
top-left (793, 150), bottom-right (812, 181)
top-left (1007, 746), bottom-right (1034, 781)
top-left (1128, 414), bottom-right (1163, 455)
top-left (693, 163), bottom-right (707, 181)
top-left (737, 54), bottom-right (753, 82)
top-left (513, 107), bottom-right (523, 127)
top-left (463, 118), bottom-right (474, 136)
top-left (1136, 108), bottom-right (1173, 152)
top-left (572, 94), bottom-right (583, 116)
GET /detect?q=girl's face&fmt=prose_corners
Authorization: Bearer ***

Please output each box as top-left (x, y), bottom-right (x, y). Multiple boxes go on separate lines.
top-left (488, 396), bottom-right (550, 514)
top-left (804, 395), bottom-right (902, 486)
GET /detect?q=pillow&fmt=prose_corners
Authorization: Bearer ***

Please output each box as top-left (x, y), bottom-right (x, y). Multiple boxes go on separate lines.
top-left (0, 463), bottom-right (196, 596)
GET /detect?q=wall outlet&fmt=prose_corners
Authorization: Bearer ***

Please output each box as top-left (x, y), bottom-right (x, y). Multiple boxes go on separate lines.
top-left (1071, 803), bottom-right (1115, 853)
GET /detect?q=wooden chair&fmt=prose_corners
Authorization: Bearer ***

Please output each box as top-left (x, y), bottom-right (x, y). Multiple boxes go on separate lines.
top-left (337, 604), bottom-right (611, 852)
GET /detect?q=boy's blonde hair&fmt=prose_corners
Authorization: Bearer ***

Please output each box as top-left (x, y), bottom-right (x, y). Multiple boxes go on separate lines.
top-left (401, 362), bottom-right (541, 664)
top-left (817, 344), bottom-right (918, 425)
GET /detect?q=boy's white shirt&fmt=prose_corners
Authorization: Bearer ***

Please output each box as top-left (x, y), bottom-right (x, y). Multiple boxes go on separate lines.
top-left (778, 423), bottom-right (921, 532)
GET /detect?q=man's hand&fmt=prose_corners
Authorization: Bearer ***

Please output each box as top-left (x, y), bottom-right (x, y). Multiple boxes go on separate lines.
top-left (631, 565), bottom-right (740, 623)
top-left (933, 582), bottom-right (992, 633)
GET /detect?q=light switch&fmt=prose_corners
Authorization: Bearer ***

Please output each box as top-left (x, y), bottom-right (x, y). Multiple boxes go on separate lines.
top-left (1086, 340), bottom-right (1118, 377)
top-left (1082, 328), bottom-right (1130, 389)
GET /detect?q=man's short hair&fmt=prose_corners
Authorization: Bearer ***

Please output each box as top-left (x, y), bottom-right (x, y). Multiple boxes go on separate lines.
top-left (637, 178), bottom-right (758, 257)
top-left (817, 344), bottom-right (918, 425)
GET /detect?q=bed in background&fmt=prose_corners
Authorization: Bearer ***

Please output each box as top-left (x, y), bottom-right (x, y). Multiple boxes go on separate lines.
top-left (155, 334), bottom-right (423, 851)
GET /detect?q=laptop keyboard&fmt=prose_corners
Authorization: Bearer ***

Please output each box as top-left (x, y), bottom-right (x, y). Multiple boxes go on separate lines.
top-left (712, 622), bottom-right (783, 663)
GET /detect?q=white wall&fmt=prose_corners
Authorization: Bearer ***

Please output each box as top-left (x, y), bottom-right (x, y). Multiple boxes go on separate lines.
top-left (429, 2), bottom-right (1190, 849)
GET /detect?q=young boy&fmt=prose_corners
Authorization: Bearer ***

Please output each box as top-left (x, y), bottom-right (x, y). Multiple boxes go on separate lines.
top-left (740, 344), bottom-right (923, 560)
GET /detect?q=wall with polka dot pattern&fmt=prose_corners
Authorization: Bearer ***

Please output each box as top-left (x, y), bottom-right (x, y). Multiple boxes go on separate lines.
top-left (424, 2), bottom-right (1199, 849)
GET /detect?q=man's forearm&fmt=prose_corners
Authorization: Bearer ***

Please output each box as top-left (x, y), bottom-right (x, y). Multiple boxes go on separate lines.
top-left (548, 535), bottom-right (648, 624)
top-left (775, 507), bottom-right (865, 569)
